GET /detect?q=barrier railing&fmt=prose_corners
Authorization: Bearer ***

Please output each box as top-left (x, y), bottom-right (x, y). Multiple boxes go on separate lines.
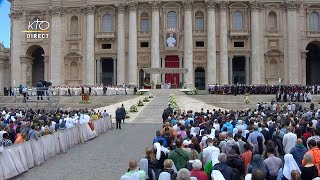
top-left (0, 116), bottom-right (112, 180)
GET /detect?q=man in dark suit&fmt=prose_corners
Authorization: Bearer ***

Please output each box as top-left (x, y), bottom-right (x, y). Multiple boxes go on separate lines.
top-left (115, 107), bottom-right (122, 129)
top-left (81, 86), bottom-right (84, 95)
top-left (120, 104), bottom-right (126, 123)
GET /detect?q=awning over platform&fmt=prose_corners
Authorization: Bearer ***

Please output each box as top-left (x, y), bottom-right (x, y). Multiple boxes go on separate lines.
top-left (142, 68), bottom-right (188, 74)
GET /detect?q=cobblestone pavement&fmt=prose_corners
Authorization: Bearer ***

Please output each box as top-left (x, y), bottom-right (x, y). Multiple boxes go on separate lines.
top-left (12, 90), bottom-right (172, 180)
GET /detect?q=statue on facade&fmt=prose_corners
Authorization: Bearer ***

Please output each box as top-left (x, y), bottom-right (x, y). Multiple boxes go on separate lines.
top-left (166, 33), bottom-right (176, 47)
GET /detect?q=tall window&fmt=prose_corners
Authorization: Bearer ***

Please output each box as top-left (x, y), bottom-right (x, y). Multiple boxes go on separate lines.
top-left (70, 16), bottom-right (79, 34)
top-left (232, 11), bottom-right (243, 30)
top-left (140, 12), bottom-right (149, 32)
top-left (195, 11), bottom-right (204, 31)
top-left (167, 11), bottom-right (177, 29)
top-left (310, 12), bottom-right (319, 32)
top-left (102, 14), bottom-right (113, 32)
top-left (268, 12), bottom-right (277, 31)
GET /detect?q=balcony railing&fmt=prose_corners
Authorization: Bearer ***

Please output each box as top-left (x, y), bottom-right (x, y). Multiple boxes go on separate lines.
top-left (229, 29), bottom-right (249, 35)
top-left (95, 32), bottom-right (116, 40)
top-left (307, 30), bottom-right (320, 37)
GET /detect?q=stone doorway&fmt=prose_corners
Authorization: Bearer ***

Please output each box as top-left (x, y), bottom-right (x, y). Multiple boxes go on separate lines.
top-left (306, 41), bottom-right (320, 85)
top-left (100, 58), bottom-right (114, 86)
top-left (165, 55), bottom-right (179, 87)
top-left (195, 67), bottom-right (205, 90)
top-left (232, 56), bottom-right (246, 84)
top-left (26, 45), bottom-right (45, 87)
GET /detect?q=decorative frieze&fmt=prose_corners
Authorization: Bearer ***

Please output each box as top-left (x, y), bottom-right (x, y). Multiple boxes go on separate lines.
top-left (66, 8), bottom-right (82, 14)
top-left (250, 1), bottom-right (262, 11)
top-left (49, 6), bottom-right (65, 16)
top-left (128, 2), bottom-right (138, 11)
top-left (82, 5), bottom-right (96, 14)
top-left (150, 1), bottom-right (161, 11)
top-left (116, 3), bottom-right (126, 13)
top-left (183, 0), bottom-right (194, 11)
top-left (285, 1), bottom-right (300, 11)
top-left (206, 0), bottom-right (217, 10)
top-left (9, 10), bottom-right (23, 19)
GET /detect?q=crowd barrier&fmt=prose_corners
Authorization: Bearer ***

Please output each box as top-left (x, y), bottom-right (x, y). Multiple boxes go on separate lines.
top-left (0, 116), bottom-right (112, 180)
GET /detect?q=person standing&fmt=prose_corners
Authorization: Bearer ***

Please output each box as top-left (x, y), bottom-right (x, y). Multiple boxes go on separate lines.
top-left (168, 138), bottom-right (189, 171)
top-left (120, 104), bottom-right (126, 123)
top-left (283, 127), bottom-right (297, 154)
top-left (115, 107), bottom-right (122, 129)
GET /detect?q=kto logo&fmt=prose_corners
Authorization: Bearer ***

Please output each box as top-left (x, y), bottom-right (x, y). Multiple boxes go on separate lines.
top-left (23, 19), bottom-right (50, 39)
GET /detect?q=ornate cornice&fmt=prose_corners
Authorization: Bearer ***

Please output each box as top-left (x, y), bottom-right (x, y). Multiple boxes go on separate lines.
top-left (49, 6), bottom-right (65, 16)
top-left (82, 5), bottom-right (96, 14)
top-left (150, 1), bottom-right (161, 11)
top-left (250, 1), bottom-right (262, 10)
top-left (9, 10), bottom-right (23, 19)
top-left (128, 2), bottom-right (138, 11)
top-left (206, 0), bottom-right (217, 10)
top-left (218, 1), bottom-right (228, 11)
top-left (66, 7), bottom-right (82, 14)
top-left (26, 10), bottom-right (47, 16)
top-left (115, 3), bottom-right (126, 14)
top-left (183, 0), bottom-right (194, 11)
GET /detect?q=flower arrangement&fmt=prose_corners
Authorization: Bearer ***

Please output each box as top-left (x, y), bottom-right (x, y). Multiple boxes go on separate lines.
top-left (244, 94), bottom-right (250, 104)
top-left (168, 94), bottom-right (178, 110)
top-left (186, 88), bottom-right (199, 95)
top-left (135, 91), bottom-right (145, 95)
top-left (125, 111), bottom-right (130, 118)
top-left (137, 100), bottom-right (144, 106)
top-left (143, 96), bottom-right (150, 102)
top-left (130, 105), bottom-right (138, 112)
top-left (79, 100), bottom-right (92, 104)
top-left (149, 94), bottom-right (154, 98)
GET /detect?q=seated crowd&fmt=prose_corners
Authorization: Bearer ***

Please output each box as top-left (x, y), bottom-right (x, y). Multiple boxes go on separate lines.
top-left (0, 107), bottom-right (107, 149)
top-left (123, 104), bottom-right (320, 180)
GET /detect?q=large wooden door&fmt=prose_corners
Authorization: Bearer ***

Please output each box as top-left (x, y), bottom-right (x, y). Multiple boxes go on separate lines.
top-left (165, 56), bottom-right (179, 87)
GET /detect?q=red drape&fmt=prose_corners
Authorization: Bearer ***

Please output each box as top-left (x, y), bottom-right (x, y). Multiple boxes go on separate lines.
top-left (165, 56), bottom-right (179, 87)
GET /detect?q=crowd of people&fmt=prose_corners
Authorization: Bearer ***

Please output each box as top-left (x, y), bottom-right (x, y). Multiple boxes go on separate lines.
top-left (207, 84), bottom-right (320, 96)
top-left (3, 85), bottom-right (136, 97)
top-left (122, 102), bottom-right (320, 180)
top-left (0, 107), bottom-right (109, 149)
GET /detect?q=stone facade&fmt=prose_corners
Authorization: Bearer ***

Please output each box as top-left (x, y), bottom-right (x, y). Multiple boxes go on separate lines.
top-left (0, 43), bottom-right (10, 94)
top-left (7, 0), bottom-right (320, 88)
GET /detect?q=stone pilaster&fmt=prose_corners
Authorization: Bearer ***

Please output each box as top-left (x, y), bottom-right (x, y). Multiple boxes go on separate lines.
top-left (116, 3), bottom-right (126, 85)
top-left (150, 1), bottom-right (161, 85)
top-left (9, 10), bottom-right (23, 86)
top-left (250, 1), bottom-right (262, 84)
top-left (183, 0), bottom-right (194, 88)
top-left (85, 5), bottom-right (96, 85)
top-left (43, 55), bottom-right (49, 81)
top-left (206, 0), bottom-right (217, 85)
top-left (128, 2), bottom-right (138, 85)
top-left (286, 1), bottom-right (300, 84)
top-left (49, 6), bottom-right (63, 85)
top-left (0, 62), bottom-right (4, 95)
top-left (218, 1), bottom-right (228, 84)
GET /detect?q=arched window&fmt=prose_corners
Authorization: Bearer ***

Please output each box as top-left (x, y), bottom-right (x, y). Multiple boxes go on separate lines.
top-left (140, 12), bottom-right (149, 32)
top-left (232, 11), bottom-right (243, 30)
top-left (268, 11), bottom-right (277, 31)
top-left (167, 11), bottom-right (177, 29)
top-left (70, 16), bottom-right (79, 34)
top-left (102, 14), bottom-right (113, 32)
top-left (195, 11), bottom-right (204, 31)
top-left (310, 12), bottom-right (320, 32)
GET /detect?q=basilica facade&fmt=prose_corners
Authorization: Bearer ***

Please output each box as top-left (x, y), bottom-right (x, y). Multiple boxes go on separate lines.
top-left (7, 0), bottom-right (320, 90)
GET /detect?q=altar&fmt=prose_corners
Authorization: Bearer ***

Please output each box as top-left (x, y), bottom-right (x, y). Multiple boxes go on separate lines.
top-left (142, 68), bottom-right (188, 89)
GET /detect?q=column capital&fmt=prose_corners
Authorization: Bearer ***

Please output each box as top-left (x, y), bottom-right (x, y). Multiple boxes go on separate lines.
top-left (9, 10), bottom-right (23, 19)
top-left (206, 0), bottom-right (217, 10)
top-left (49, 6), bottom-right (65, 16)
top-left (218, 1), bottom-right (228, 11)
top-left (82, 5), bottom-right (96, 14)
top-left (150, 1), bottom-right (161, 11)
top-left (250, 1), bottom-right (262, 11)
top-left (183, 0), bottom-right (194, 11)
top-left (284, 1), bottom-right (300, 11)
top-left (128, 2), bottom-right (138, 12)
top-left (116, 3), bottom-right (127, 13)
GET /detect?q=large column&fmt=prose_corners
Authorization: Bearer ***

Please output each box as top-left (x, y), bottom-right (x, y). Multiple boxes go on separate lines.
top-left (245, 56), bottom-right (250, 85)
top-left (85, 5), bottom-right (95, 85)
top-left (113, 58), bottom-right (117, 85)
top-left (10, 10), bottom-right (23, 86)
top-left (43, 55), bottom-right (49, 81)
top-left (128, 2), bottom-right (138, 85)
top-left (116, 3), bottom-right (126, 85)
top-left (0, 63), bottom-right (4, 95)
top-left (250, 2), bottom-right (261, 84)
top-left (183, 0), bottom-right (194, 88)
top-left (219, 1), bottom-right (228, 84)
top-left (206, 0), bottom-right (217, 85)
top-left (150, 1), bottom-right (161, 85)
top-left (286, 1), bottom-right (299, 84)
top-left (49, 7), bottom-right (63, 85)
